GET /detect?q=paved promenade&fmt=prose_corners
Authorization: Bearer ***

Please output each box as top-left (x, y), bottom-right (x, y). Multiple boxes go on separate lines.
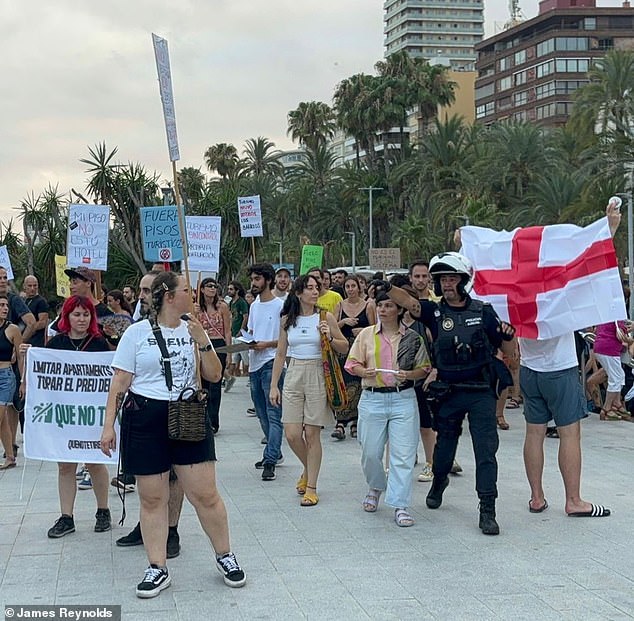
top-left (1, 377), bottom-right (634, 620)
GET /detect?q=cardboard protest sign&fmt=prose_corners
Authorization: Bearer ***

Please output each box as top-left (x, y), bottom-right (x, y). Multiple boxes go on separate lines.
top-left (238, 195), bottom-right (263, 237)
top-left (24, 349), bottom-right (119, 464)
top-left (152, 33), bottom-right (180, 162)
top-left (66, 204), bottom-right (110, 271)
top-left (300, 245), bottom-right (323, 274)
top-left (369, 248), bottom-right (402, 271)
top-left (139, 206), bottom-right (184, 262)
top-left (54, 255), bottom-right (71, 297)
top-left (0, 246), bottom-right (15, 280)
top-left (185, 216), bottom-right (221, 272)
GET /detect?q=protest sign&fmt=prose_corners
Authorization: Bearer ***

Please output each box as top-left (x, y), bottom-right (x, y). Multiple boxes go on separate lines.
top-left (152, 33), bottom-right (180, 162)
top-left (238, 195), bottom-right (263, 238)
top-left (369, 248), bottom-right (402, 271)
top-left (139, 206), bottom-right (184, 262)
top-left (54, 255), bottom-right (71, 297)
top-left (300, 245), bottom-right (323, 274)
top-left (66, 204), bottom-right (110, 271)
top-left (0, 246), bottom-right (15, 280)
top-left (24, 349), bottom-right (119, 464)
top-left (185, 216), bottom-right (221, 272)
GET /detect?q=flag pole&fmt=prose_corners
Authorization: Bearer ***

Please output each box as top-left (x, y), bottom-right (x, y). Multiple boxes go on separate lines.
top-left (251, 237), bottom-right (256, 264)
top-left (172, 160), bottom-right (193, 312)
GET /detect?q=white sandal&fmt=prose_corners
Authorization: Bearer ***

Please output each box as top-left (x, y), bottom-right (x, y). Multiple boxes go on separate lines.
top-left (395, 508), bottom-right (414, 527)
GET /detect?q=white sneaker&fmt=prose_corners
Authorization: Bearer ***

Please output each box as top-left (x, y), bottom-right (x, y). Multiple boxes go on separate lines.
top-left (417, 463), bottom-right (433, 482)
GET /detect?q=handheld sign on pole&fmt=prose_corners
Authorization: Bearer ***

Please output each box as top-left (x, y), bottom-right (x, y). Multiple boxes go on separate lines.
top-left (0, 246), bottom-right (15, 280)
top-left (152, 33), bottom-right (180, 162)
top-left (238, 196), bottom-right (263, 238)
top-left (139, 206), bottom-right (184, 262)
top-left (66, 204), bottom-right (110, 271)
top-left (54, 255), bottom-right (71, 297)
top-left (185, 216), bottom-right (222, 272)
top-left (300, 245), bottom-right (324, 274)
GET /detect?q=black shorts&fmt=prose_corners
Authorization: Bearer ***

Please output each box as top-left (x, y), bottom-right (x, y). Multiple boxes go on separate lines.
top-left (120, 392), bottom-right (216, 476)
top-left (415, 384), bottom-right (433, 429)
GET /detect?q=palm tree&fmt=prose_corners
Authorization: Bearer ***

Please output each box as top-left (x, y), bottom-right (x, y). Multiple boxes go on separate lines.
top-left (411, 61), bottom-right (456, 138)
top-left (80, 142), bottom-right (120, 205)
top-left (242, 137), bottom-right (283, 177)
top-left (204, 143), bottom-right (239, 179)
top-left (177, 166), bottom-right (207, 211)
top-left (287, 101), bottom-right (337, 152)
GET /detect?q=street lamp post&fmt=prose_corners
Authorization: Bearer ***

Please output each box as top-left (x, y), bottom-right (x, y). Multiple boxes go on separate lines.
top-left (359, 187), bottom-right (383, 251)
top-left (345, 231), bottom-right (356, 273)
top-left (273, 241), bottom-right (283, 266)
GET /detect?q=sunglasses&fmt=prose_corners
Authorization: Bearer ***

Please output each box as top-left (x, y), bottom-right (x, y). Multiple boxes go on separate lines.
top-left (204, 284), bottom-right (218, 289)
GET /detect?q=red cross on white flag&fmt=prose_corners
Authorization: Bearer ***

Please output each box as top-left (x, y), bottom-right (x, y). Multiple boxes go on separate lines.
top-left (460, 217), bottom-right (627, 340)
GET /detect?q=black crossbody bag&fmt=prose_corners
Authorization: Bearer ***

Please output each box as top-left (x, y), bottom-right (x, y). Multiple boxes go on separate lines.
top-left (152, 323), bottom-right (210, 442)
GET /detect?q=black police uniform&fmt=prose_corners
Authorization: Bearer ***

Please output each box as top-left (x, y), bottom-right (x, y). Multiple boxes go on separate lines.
top-left (428, 295), bottom-right (507, 501)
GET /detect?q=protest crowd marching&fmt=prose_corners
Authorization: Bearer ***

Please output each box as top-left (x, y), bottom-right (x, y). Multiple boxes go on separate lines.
top-left (1, 197), bottom-right (629, 599)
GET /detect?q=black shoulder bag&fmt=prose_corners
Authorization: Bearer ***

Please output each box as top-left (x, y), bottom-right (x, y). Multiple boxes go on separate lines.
top-left (152, 323), bottom-right (210, 442)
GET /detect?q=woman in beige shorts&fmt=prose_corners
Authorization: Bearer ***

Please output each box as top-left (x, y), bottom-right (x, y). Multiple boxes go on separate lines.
top-left (270, 274), bottom-right (348, 506)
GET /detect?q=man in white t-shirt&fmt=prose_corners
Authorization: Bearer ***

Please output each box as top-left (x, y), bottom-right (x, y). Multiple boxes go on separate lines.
top-left (248, 263), bottom-right (285, 481)
top-left (520, 200), bottom-right (620, 519)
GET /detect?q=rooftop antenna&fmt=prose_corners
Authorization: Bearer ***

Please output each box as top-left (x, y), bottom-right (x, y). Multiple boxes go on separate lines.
top-left (504, 0), bottom-right (525, 29)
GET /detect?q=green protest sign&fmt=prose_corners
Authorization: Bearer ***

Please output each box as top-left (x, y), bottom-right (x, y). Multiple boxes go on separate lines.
top-left (300, 245), bottom-right (323, 274)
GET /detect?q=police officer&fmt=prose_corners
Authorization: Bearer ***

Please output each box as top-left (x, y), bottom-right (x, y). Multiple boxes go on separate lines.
top-left (372, 252), bottom-right (516, 535)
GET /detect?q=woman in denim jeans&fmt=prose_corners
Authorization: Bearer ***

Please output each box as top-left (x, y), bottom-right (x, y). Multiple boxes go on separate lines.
top-left (345, 293), bottom-right (431, 527)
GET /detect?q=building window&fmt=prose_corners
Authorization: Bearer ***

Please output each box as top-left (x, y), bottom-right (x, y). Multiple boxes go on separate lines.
top-left (535, 81), bottom-right (556, 100)
top-left (476, 101), bottom-right (495, 119)
top-left (514, 90), bottom-right (529, 106)
top-left (514, 110), bottom-right (527, 121)
top-left (499, 56), bottom-right (511, 71)
top-left (555, 37), bottom-right (589, 51)
top-left (498, 96), bottom-right (512, 110)
top-left (598, 38), bottom-right (614, 51)
top-left (514, 70), bottom-right (527, 86)
top-left (555, 58), bottom-right (590, 73)
top-left (514, 49), bottom-right (526, 65)
top-left (537, 38), bottom-right (554, 57)
top-left (536, 103), bottom-right (555, 119)
top-left (475, 82), bottom-right (495, 99)
top-left (536, 60), bottom-right (554, 78)
top-left (584, 17), bottom-right (596, 30)
top-left (497, 76), bottom-right (512, 91)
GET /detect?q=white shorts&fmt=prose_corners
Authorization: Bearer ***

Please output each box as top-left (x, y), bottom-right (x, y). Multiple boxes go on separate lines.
top-left (594, 353), bottom-right (625, 393)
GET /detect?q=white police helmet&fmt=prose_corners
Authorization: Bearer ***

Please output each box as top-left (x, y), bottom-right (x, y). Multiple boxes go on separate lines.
top-left (428, 252), bottom-right (474, 297)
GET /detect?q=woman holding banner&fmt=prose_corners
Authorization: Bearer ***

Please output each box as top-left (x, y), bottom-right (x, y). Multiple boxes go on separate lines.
top-left (0, 294), bottom-right (23, 470)
top-left (100, 271), bottom-right (246, 598)
top-left (40, 295), bottom-right (111, 537)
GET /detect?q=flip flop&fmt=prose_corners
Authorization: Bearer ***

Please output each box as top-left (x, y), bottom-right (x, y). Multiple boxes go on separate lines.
top-left (528, 499), bottom-right (548, 513)
top-left (567, 503), bottom-right (611, 518)
top-left (506, 398), bottom-right (520, 409)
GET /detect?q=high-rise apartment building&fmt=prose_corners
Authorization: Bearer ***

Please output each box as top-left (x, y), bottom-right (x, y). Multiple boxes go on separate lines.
top-left (474, 0), bottom-right (634, 127)
top-left (384, 0), bottom-right (485, 70)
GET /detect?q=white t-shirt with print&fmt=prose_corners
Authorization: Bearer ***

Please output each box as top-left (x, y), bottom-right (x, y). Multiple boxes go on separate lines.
top-left (247, 296), bottom-right (284, 372)
top-left (112, 319), bottom-right (197, 400)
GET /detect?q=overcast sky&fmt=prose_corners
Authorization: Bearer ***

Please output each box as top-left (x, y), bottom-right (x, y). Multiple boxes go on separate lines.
top-left (0, 0), bottom-right (621, 228)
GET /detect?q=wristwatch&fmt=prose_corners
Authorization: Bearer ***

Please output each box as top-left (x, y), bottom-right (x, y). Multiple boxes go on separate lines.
top-left (199, 343), bottom-right (213, 352)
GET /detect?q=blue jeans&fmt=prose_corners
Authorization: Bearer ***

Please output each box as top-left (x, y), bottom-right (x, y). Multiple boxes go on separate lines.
top-left (250, 360), bottom-right (285, 465)
top-left (357, 388), bottom-right (419, 509)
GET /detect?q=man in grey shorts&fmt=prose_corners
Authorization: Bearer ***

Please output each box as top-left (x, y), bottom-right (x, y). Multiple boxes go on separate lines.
top-left (519, 200), bottom-right (621, 519)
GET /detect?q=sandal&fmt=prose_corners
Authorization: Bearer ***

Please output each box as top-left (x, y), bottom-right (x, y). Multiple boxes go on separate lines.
top-left (350, 422), bottom-right (357, 438)
top-left (394, 508), bottom-right (415, 527)
top-left (300, 486), bottom-right (319, 506)
top-left (545, 426), bottom-right (559, 438)
top-left (600, 409), bottom-right (622, 421)
top-left (0, 456), bottom-right (16, 470)
top-left (331, 424), bottom-right (345, 440)
top-left (362, 489), bottom-right (381, 513)
top-left (506, 398), bottom-right (520, 409)
top-left (296, 474), bottom-right (308, 496)
top-left (496, 416), bottom-right (510, 430)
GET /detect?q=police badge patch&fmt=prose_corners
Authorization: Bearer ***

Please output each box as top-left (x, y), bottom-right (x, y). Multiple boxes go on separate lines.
top-left (441, 317), bottom-right (454, 331)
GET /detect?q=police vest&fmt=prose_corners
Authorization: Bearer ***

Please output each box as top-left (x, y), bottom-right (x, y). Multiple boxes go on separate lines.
top-left (432, 300), bottom-right (495, 375)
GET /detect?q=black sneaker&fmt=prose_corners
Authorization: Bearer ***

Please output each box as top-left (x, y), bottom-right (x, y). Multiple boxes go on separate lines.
top-left (94, 508), bottom-right (112, 533)
top-left (48, 515), bottom-right (75, 538)
top-left (116, 522), bottom-right (143, 547)
top-left (216, 552), bottom-right (246, 588)
top-left (255, 454), bottom-right (284, 469)
top-left (166, 526), bottom-right (180, 559)
top-left (261, 463), bottom-right (276, 481)
top-left (135, 564), bottom-right (171, 598)
top-left (426, 476), bottom-right (449, 509)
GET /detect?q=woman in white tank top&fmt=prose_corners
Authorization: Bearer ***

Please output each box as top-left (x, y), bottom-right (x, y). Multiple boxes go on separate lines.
top-left (270, 275), bottom-right (348, 506)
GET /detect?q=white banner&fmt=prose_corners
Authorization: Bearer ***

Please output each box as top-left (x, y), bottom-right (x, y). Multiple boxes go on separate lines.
top-left (238, 195), bottom-right (263, 238)
top-left (0, 246), bottom-right (15, 280)
top-left (152, 33), bottom-right (180, 162)
top-left (186, 216), bottom-right (221, 272)
top-left (66, 204), bottom-right (110, 271)
top-left (24, 348), bottom-right (119, 464)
